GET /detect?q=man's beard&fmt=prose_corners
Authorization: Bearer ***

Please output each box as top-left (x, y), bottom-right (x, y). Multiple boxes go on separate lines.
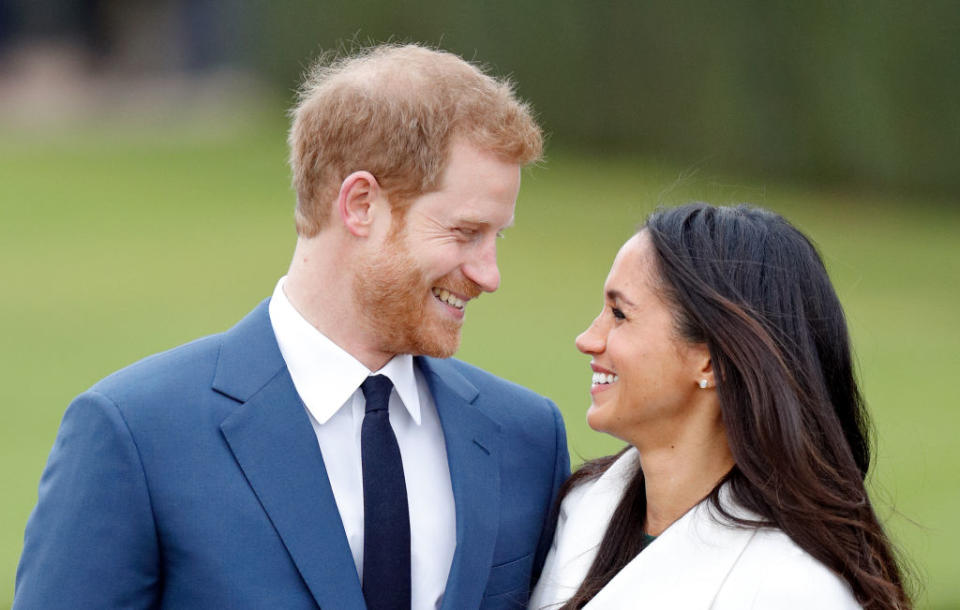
top-left (353, 236), bottom-right (480, 359)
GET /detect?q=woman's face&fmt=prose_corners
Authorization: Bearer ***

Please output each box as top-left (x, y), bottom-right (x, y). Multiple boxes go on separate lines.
top-left (575, 232), bottom-right (711, 447)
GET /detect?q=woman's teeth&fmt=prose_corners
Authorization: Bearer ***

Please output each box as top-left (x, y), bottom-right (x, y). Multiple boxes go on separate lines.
top-left (432, 287), bottom-right (465, 310)
top-left (592, 372), bottom-right (619, 386)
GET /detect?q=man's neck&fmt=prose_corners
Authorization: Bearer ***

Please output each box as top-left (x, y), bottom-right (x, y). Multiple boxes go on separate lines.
top-left (283, 236), bottom-right (395, 372)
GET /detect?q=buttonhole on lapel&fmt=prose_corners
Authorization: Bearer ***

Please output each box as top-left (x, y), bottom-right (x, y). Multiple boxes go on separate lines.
top-left (472, 438), bottom-right (490, 455)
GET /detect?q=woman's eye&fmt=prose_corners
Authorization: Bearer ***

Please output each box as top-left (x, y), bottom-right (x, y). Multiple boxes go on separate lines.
top-left (612, 307), bottom-right (626, 320)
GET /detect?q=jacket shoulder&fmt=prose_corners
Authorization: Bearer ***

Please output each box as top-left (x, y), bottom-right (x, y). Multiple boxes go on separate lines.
top-left (717, 527), bottom-right (861, 609)
top-left (90, 331), bottom-right (226, 404)
top-left (89, 299), bottom-right (275, 408)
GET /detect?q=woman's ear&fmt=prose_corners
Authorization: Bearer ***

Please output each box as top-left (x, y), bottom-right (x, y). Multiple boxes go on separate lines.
top-left (694, 347), bottom-right (715, 390)
top-left (337, 171), bottom-right (381, 237)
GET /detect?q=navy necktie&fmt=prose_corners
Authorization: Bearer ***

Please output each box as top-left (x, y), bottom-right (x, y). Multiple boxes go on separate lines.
top-left (360, 375), bottom-right (411, 610)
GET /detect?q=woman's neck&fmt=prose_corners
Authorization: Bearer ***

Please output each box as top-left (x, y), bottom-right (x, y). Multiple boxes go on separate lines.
top-left (634, 421), bottom-right (734, 536)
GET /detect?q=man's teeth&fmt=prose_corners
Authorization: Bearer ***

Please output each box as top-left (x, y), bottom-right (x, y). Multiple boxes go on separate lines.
top-left (592, 372), bottom-right (619, 386)
top-left (432, 288), bottom-right (465, 309)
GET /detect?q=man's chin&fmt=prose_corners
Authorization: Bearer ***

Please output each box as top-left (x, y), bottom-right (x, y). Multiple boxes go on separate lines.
top-left (417, 335), bottom-right (460, 359)
top-left (410, 324), bottom-right (461, 359)
top-left (428, 344), bottom-right (459, 359)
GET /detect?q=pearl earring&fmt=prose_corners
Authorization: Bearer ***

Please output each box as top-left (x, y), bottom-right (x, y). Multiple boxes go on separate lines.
top-left (698, 379), bottom-right (708, 389)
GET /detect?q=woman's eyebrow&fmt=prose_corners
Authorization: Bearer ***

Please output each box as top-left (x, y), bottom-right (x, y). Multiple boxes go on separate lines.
top-left (605, 289), bottom-right (636, 307)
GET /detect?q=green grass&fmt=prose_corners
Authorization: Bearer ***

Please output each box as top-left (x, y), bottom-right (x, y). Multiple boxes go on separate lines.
top-left (2, 117), bottom-right (957, 608)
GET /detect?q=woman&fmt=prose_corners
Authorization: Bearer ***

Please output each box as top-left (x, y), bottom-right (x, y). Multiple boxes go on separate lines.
top-left (530, 204), bottom-right (910, 609)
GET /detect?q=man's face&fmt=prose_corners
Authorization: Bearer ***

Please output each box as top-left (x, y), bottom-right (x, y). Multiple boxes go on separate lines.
top-left (353, 140), bottom-right (522, 359)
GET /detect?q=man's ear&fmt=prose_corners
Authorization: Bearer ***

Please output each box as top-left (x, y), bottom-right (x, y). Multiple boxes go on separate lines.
top-left (337, 171), bottom-right (381, 237)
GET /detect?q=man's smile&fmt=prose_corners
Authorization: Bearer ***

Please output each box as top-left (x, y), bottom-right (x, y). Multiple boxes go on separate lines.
top-left (431, 287), bottom-right (467, 310)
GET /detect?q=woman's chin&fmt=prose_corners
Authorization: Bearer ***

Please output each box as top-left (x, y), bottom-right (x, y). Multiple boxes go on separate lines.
top-left (586, 401), bottom-right (634, 444)
top-left (586, 403), bottom-right (611, 435)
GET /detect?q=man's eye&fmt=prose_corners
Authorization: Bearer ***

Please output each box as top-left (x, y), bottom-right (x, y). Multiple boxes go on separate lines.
top-left (454, 227), bottom-right (478, 238)
top-left (611, 307), bottom-right (626, 320)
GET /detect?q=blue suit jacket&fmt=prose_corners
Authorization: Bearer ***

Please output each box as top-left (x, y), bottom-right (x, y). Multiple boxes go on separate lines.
top-left (15, 300), bottom-right (569, 609)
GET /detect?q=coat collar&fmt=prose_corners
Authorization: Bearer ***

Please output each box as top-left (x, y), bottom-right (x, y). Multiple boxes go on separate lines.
top-left (534, 448), bottom-right (760, 610)
top-left (586, 489), bottom-right (758, 608)
top-left (211, 299), bottom-right (286, 402)
top-left (584, 449), bottom-right (759, 609)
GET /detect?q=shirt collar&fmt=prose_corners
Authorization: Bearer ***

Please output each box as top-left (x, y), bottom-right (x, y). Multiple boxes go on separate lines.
top-left (268, 277), bottom-right (422, 426)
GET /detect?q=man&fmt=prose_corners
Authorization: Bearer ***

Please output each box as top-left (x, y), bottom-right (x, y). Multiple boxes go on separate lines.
top-left (15, 44), bottom-right (569, 609)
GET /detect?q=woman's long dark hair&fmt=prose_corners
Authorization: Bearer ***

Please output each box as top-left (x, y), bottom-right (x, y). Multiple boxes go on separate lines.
top-left (560, 204), bottom-right (910, 609)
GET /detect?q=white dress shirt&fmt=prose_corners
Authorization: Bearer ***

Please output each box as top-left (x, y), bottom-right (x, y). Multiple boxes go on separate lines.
top-left (268, 277), bottom-right (456, 609)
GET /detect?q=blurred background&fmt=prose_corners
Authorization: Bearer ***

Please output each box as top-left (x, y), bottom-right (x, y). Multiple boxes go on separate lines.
top-left (1, 1), bottom-right (958, 607)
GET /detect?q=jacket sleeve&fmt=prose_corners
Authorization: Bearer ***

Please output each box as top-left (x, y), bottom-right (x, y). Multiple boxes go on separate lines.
top-left (14, 390), bottom-right (162, 609)
top-left (531, 399), bottom-right (570, 584)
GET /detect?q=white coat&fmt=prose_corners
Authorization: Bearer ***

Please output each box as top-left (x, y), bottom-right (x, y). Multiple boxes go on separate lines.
top-left (529, 448), bottom-right (861, 609)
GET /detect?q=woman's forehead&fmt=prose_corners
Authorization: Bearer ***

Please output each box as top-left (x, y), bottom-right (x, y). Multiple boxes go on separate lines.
top-left (605, 233), bottom-right (658, 300)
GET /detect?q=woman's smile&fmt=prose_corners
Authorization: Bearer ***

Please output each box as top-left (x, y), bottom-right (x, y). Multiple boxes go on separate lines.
top-left (590, 364), bottom-right (619, 395)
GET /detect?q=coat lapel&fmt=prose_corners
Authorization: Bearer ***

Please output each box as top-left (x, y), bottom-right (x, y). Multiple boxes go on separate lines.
top-left (418, 357), bottom-right (502, 610)
top-left (586, 485), bottom-right (758, 609)
top-left (214, 301), bottom-right (366, 610)
top-left (530, 449), bottom-right (639, 608)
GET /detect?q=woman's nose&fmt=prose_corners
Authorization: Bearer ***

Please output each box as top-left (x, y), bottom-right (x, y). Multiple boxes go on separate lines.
top-left (575, 316), bottom-right (605, 355)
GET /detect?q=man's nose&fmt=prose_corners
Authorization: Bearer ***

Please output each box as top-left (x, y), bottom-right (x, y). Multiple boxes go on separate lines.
top-left (463, 239), bottom-right (501, 293)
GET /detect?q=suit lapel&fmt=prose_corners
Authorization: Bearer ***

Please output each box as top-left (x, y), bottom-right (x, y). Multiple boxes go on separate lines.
top-left (214, 301), bottom-right (366, 610)
top-left (418, 357), bottom-right (502, 610)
